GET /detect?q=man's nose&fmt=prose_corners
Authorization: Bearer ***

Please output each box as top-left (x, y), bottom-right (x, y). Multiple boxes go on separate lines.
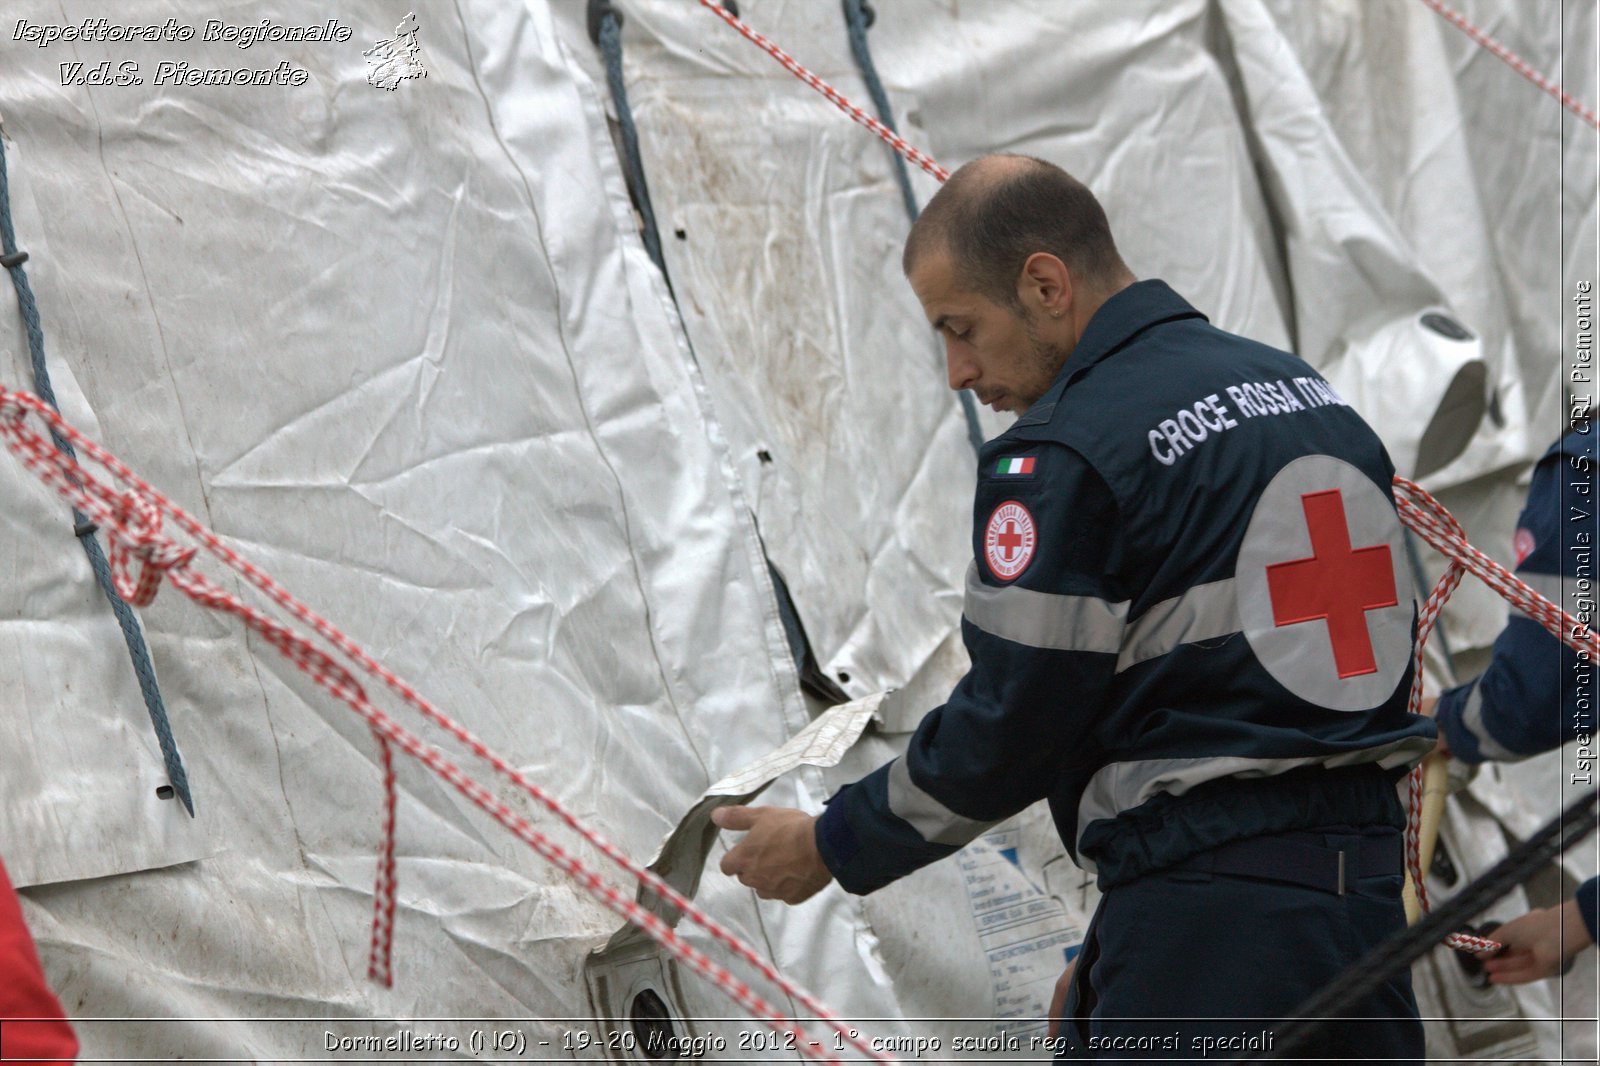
top-left (946, 342), bottom-right (978, 392)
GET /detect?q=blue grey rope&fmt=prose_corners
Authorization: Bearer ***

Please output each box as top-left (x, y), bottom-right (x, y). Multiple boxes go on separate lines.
top-left (840, 0), bottom-right (985, 455)
top-left (0, 134), bottom-right (194, 816)
top-left (842, 0), bottom-right (918, 221)
top-left (597, 10), bottom-right (671, 286)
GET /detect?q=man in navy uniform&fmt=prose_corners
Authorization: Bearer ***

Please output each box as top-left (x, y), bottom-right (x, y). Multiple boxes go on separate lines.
top-left (1431, 426), bottom-right (1598, 984)
top-left (711, 154), bottom-right (1435, 1058)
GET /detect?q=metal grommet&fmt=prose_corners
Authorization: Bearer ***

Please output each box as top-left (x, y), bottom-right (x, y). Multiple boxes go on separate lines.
top-left (1420, 311), bottom-right (1474, 342)
top-left (629, 988), bottom-right (678, 1060)
top-left (74, 518), bottom-right (99, 538)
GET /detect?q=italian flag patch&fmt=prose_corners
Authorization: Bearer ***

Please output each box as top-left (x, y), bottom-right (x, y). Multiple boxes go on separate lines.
top-left (995, 456), bottom-right (1036, 476)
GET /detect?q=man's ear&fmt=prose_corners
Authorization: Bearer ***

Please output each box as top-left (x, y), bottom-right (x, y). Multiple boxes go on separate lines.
top-left (1019, 252), bottom-right (1073, 319)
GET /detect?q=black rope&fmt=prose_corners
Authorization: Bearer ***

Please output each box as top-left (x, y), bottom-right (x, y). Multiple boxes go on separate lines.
top-left (1247, 786), bottom-right (1600, 1060)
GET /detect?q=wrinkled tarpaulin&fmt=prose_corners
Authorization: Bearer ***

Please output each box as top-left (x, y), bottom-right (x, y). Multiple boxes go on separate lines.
top-left (0, 0), bottom-right (1593, 1058)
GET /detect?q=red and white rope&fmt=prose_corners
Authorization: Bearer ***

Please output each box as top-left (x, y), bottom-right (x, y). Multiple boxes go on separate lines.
top-left (0, 386), bottom-right (894, 1066)
top-left (1420, 0), bottom-right (1600, 130)
top-left (1399, 538), bottom-right (1483, 952)
top-left (1402, 548), bottom-right (1463, 910)
top-left (1444, 929), bottom-right (1505, 955)
top-left (1395, 475), bottom-right (1600, 955)
top-left (1395, 476), bottom-right (1600, 664)
top-left (694, 0), bottom-right (948, 182)
top-left (698, 0), bottom-right (1596, 193)
top-left (367, 728), bottom-right (399, 987)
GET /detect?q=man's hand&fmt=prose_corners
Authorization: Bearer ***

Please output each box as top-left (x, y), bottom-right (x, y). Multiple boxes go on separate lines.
top-left (1045, 959), bottom-right (1076, 1040)
top-left (712, 805), bottom-right (833, 905)
top-left (1480, 899), bottom-right (1594, 984)
top-left (1419, 695), bottom-right (1453, 759)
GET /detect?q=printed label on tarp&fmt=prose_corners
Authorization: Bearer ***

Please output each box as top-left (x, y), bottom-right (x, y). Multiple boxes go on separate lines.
top-left (959, 825), bottom-right (1083, 1036)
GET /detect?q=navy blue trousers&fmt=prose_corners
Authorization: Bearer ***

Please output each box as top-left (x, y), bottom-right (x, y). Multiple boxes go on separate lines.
top-left (1053, 829), bottom-right (1423, 1062)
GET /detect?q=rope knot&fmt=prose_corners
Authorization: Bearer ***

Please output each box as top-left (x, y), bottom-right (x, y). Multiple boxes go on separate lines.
top-left (109, 491), bottom-right (195, 606)
top-left (0, 391), bottom-right (28, 424)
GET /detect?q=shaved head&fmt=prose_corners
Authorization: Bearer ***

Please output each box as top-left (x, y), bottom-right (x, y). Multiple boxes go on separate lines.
top-left (904, 154), bottom-right (1129, 310)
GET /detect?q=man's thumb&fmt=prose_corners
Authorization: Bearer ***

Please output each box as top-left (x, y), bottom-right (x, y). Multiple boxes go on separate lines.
top-left (711, 805), bottom-right (757, 831)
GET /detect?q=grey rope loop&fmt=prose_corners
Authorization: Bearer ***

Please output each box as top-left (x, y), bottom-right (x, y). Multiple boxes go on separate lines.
top-left (0, 133), bottom-right (194, 816)
top-left (1248, 787), bottom-right (1600, 1060)
top-left (839, 0), bottom-right (986, 456)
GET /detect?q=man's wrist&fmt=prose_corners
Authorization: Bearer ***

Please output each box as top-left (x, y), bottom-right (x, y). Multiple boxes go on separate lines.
top-left (1560, 898), bottom-right (1595, 956)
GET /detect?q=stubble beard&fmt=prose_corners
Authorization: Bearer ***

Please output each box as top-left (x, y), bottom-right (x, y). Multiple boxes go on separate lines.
top-left (1018, 314), bottom-right (1071, 412)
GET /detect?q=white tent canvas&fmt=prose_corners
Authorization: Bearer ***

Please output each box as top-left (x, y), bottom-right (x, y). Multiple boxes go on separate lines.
top-left (0, 0), bottom-right (1594, 1060)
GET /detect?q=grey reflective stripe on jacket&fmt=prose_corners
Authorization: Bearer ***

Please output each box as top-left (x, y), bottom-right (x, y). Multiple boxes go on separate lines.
top-left (962, 563), bottom-right (1241, 672)
top-left (887, 757), bottom-right (999, 846)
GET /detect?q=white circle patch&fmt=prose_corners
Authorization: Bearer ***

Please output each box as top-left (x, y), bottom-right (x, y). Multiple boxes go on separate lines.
top-left (1236, 455), bottom-right (1414, 711)
top-left (984, 501), bottom-right (1037, 581)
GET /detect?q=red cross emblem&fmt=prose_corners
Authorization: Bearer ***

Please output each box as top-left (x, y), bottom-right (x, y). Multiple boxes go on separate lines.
top-left (1265, 489), bottom-right (1397, 678)
top-left (984, 501), bottom-right (1036, 580)
top-left (998, 522), bottom-right (1025, 555)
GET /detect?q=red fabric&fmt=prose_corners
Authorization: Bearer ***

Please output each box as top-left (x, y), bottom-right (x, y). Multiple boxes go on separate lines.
top-left (0, 855), bottom-right (77, 1063)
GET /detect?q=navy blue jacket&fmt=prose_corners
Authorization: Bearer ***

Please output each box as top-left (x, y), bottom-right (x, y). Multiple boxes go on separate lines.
top-left (817, 280), bottom-right (1436, 893)
top-left (1436, 428), bottom-right (1599, 939)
